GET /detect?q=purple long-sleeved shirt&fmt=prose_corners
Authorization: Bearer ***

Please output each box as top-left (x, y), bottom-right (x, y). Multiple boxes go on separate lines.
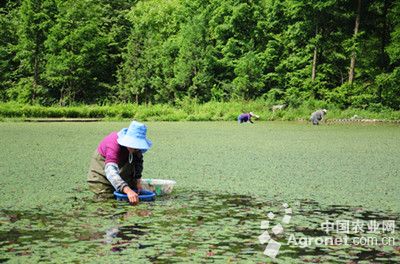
top-left (97, 132), bottom-right (129, 165)
top-left (97, 132), bottom-right (143, 192)
top-left (238, 113), bottom-right (252, 123)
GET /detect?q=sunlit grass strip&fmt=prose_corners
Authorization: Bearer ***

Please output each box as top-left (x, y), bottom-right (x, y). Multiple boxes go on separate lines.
top-left (0, 101), bottom-right (400, 121)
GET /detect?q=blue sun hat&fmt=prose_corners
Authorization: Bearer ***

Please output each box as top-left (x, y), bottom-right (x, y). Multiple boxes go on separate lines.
top-left (117, 121), bottom-right (152, 153)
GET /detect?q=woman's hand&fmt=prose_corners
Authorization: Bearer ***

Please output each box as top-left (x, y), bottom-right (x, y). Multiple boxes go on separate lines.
top-left (122, 186), bottom-right (139, 205)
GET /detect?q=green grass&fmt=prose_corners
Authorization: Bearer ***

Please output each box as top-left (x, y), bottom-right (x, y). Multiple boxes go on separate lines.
top-left (0, 121), bottom-right (399, 263)
top-left (1, 101), bottom-right (400, 121)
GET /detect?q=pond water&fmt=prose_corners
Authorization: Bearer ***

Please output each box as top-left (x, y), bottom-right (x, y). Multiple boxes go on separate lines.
top-left (1, 191), bottom-right (399, 263)
top-left (0, 121), bottom-right (399, 263)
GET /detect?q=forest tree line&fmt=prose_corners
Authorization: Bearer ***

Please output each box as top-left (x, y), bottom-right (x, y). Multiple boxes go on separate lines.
top-left (0, 0), bottom-right (399, 110)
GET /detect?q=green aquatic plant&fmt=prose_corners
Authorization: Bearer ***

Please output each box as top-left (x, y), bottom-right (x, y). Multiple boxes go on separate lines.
top-left (0, 193), bottom-right (399, 263)
top-left (0, 121), bottom-right (399, 262)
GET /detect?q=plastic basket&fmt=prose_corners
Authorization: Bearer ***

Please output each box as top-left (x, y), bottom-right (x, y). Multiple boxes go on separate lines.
top-left (141, 179), bottom-right (176, 195)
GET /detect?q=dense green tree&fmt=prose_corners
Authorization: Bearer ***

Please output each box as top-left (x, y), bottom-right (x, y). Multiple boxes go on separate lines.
top-left (375, 0), bottom-right (400, 109)
top-left (9, 0), bottom-right (56, 104)
top-left (0, 2), bottom-right (19, 101)
top-left (117, 0), bottom-right (184, 103)
top-left (44, 0), bottom-right (110, 105)
top-left (0, 0), bottom-right (399, 109)
top-left (206, 0), bottom-right (268, 99)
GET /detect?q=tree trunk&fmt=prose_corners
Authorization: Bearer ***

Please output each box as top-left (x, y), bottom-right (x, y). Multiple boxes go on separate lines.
top-left (60, 87), bottom-right (65, 106)
top-left (311, 26), bottom-right (318, 82)
top-left (32, 55), bottom-right (39, 103)
top-left (348, 0), bottom-right (361, 84)
top-left (378, 0), bottom-right (390, 101)
top-left (380, 0), bottom-right (389, 70)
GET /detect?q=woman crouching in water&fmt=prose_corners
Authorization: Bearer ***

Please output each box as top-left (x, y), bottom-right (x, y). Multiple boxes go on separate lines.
top-left (87, 121), bottom-right (152, 205)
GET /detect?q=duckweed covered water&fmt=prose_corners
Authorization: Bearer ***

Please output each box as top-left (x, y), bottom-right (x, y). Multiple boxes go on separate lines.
top-left (1, 192), bottom-right (399, 263)
top-left (0, 121), bottom-right (399, 263)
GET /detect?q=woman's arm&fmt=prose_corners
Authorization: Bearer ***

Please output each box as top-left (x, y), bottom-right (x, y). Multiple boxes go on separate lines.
top-left (105, 163), bottom-right (138, 204)
top-left (105, 162), bottom-right (128, 192)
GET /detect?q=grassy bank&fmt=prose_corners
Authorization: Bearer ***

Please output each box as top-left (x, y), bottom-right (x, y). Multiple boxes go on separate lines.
top-left (1, 101), bottom-right (400, 121)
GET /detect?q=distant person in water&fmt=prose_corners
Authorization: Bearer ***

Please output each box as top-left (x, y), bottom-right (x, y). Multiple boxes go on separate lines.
top-left (310, 109), bottom-right (327, 125)
top-left (238, 112), bottom-right (260, 124)
top-left (87, 121), bottom-right (152, 205)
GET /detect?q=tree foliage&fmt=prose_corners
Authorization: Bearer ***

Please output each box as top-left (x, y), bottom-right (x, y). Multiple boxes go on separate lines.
top-left (0, 0), bottom-right (399, 109)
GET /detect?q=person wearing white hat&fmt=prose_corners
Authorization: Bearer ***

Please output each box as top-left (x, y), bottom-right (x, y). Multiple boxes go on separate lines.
top-left (87, 121), bottom-right (152, 204)
top-left (310, 109), bottom-right (327, 125)
top-left (238, 112), bottom-right (260, 124)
